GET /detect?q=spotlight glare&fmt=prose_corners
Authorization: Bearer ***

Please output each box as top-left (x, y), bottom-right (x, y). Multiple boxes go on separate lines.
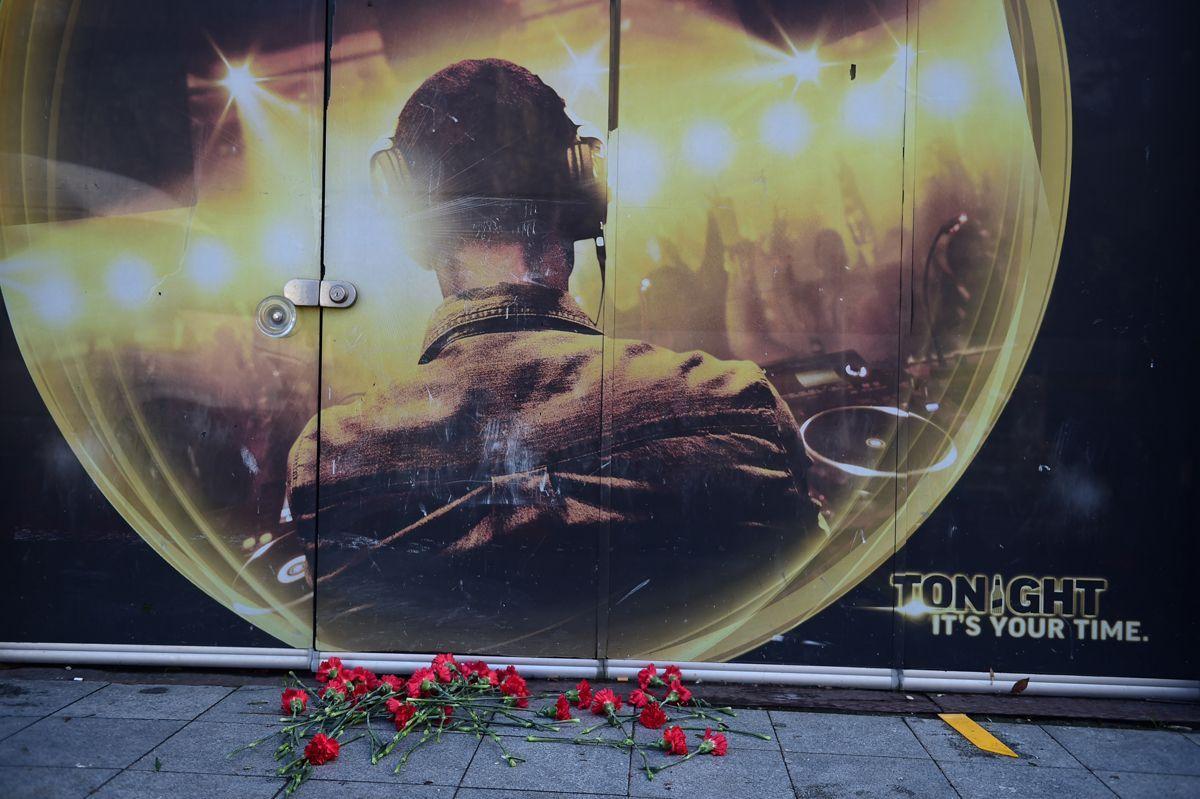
top-left (921, 61), bottom-right (972, 118)
top-left (262, 221), bottom-right (315, 273)
top-left (29, 273), bottom-right (81, 326)
top-left (786, 47), bottom-right (823, 86)
top-left (760, 101), bottom-right (812, 154)
top-left (885, 45), bottom-right (915, 85)
top-left (842, 82), bottom-right (902, 138)
top-left (743, 41), bottom-right (827, 95)
top-left (220, 62), bottom-right (262, 102)
top-left (185, 238), bottom-right (235, 292)
top-left (106, 256), bottom-right (157, 309)
top-left (897, 597), bottom-right (934, 619)
top-left (615, 134), bottom-right (664, 206)
top-left (558, 39), bottom-right (608, 100)
top-left (646, 237), bottom-right (662, 263)
top-left (683, 121), bottom-right (735, 176)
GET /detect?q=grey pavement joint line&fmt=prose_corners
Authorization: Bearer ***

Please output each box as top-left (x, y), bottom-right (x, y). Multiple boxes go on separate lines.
top-left (904, 716), bottom-right (965, 798)
top-left (1041, 719), bottom-right (1200, 772)
top-left (101, 720), bottom-right (185, 794)
top-left (98, 713), bottom-right (220, 795)
top-left (768, 709), bottom-right (801, 799)
top-left (0, 678), bottom-right (109, 717)
top-left (455, 725), bottom-right (486, 795)
top-left (1038, 720), bottom-right (1117, 786)
top-left (61, 683), bottom-right (238, 722)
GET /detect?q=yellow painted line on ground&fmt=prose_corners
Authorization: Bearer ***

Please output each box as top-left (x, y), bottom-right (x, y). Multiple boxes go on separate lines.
top-left (938, 713), bottom-right (1018, 758)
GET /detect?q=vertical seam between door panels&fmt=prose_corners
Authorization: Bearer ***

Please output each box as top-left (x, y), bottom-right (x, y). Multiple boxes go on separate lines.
top-left (310, 0), bottom-right (336, 656)
top-left (595, 0), bottom-right (622, 672)
top-left (892, 0), bottom-right (921, 688)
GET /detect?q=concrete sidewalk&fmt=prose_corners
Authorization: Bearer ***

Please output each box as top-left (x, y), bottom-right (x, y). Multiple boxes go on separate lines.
top-left (1, 676), bottom-right (1198, 798)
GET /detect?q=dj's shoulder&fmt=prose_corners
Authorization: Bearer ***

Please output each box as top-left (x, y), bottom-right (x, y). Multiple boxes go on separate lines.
top-left (609, 337), bottom-right (782, 414)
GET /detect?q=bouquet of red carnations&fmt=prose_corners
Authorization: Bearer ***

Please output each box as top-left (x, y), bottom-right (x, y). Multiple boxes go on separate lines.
top-left (237, 654), bottom-right (765, 795)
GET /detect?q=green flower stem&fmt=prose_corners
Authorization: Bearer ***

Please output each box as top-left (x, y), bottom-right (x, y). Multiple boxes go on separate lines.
top-left (648, 750), bottom-right (700, 777)
top-left (525, 735), bottom-right (635, 751)
top-left (665, 722), bottom-right (771, 741)
top-left (637, 748), bottom-right (655, 781)
top-left (394, 731), bottom-right (433, 774)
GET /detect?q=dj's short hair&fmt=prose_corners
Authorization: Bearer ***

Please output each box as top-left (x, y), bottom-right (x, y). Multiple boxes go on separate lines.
top-left (393, 59), bottom-right (579, 218)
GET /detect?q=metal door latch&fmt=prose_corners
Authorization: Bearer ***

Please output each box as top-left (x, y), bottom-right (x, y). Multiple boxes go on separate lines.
top-left (283, 278), bottom-right (358, 308)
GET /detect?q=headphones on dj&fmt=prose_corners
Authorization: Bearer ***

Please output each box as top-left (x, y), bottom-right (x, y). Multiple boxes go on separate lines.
top-left (369, 129), bottom-right (608, 243)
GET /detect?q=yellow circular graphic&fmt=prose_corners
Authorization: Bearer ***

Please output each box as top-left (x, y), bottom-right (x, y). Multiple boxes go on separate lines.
top-left (0, 0), bottom-right (1069, 658)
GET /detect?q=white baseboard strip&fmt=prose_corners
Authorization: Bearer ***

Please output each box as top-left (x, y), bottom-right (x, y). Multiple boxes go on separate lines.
top-left (2, 643), bottom-right (1196, 700)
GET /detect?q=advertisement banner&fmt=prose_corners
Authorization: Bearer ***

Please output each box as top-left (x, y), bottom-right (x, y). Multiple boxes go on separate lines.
top-left (0, 0), bottom-right (1193, 682)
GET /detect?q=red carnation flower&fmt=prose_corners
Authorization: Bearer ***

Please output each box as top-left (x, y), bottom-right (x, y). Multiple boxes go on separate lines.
top-left (344, 666), bottom-right (379, 690)
top-left (639, 702), bottom-right (668, 729)
top-left (407, 668), bottom-right (436, 698)
top-left (663, 665), bottom-right (683, 682)
top-left (555, 694), bottom-right (573, 721)
top-left (628, 689), bottom-right (650, 709)
top-left (500, 672), bottom-right (530, 708)
top-left (380, 674), bottom-right (404, 694)
top-left (281, 688), bottom-right (308, 715)
top-left (319, 679), bottom-right (349, 703)
top-left (700, 728), bottom-right (728, 756)
top-left (304, 733), bottom-right (340, 765)
top-left (386, 697), bottom-right (417, 730)
top-left (571, 679), bottom-right (593, 708)
top-left (590, 688), bottom-right (622, 716)
top-left (666, 679), bottom-right (693, 705)
top-left (637, 664), bottom-right (661, 689)
top-left (463, 660), bottom-right (499, 686)
top-left (661, 725), bottom-right (688, 756)
top-left (315, 657), bottom-right (343, 684)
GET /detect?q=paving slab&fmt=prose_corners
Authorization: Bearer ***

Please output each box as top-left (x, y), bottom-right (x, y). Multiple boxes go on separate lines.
top-left (1185, 732), bottom-right (1200, 748)
top-left (0, 679), bottom-right (105, 717)
top-left (784, 751), bottom-right (957, 798)
top-left (906, 717), bottom-right (1081, 768)
top-left (770, 710), bottom-right (929, 759)
top-left (307, 729), bottom-right (479, 786)
top-left (456, 787), bottom-right (628, 791)
top-left (90, 770), bottom-right (282, 799)
top-left (56, 683), bottom-right (233, 721)
top-left (195, 686), bottom-right (287, 724)
top-left (491, 708), bottom-right (629, 742)
top-left (0, 716), bottom-right (185, 768)
top-left (0, 717), bottom-right (36, 741)
top-left (1096, 770), bottom-right (1200, 798)
top-left (292, 780), bottom-right (455, 798)
top-left (940, 760), bottom-right (1114, 798)
top-left (130, 719), bottom-right (283, 777)
top-left (0, 765), bottom-right (119, 799)
top-left (631, 746), bottom-right (793, 799)
top-left (462, 736), bottom-right (630, 795)
top-left (1044, 724), bottom-right (1200, 775)
top-left (632, 709), bottom-right (777, 751)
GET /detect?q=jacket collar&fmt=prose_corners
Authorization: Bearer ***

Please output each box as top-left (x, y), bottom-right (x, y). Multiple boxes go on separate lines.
top-left (419, 282), bottom-right (601, 364)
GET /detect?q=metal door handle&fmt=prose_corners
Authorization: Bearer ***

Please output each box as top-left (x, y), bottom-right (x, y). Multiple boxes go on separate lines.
top-left (283, 278), bottom-right (358, 308)
top-left (255, 279), bottom-right (357, 338)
